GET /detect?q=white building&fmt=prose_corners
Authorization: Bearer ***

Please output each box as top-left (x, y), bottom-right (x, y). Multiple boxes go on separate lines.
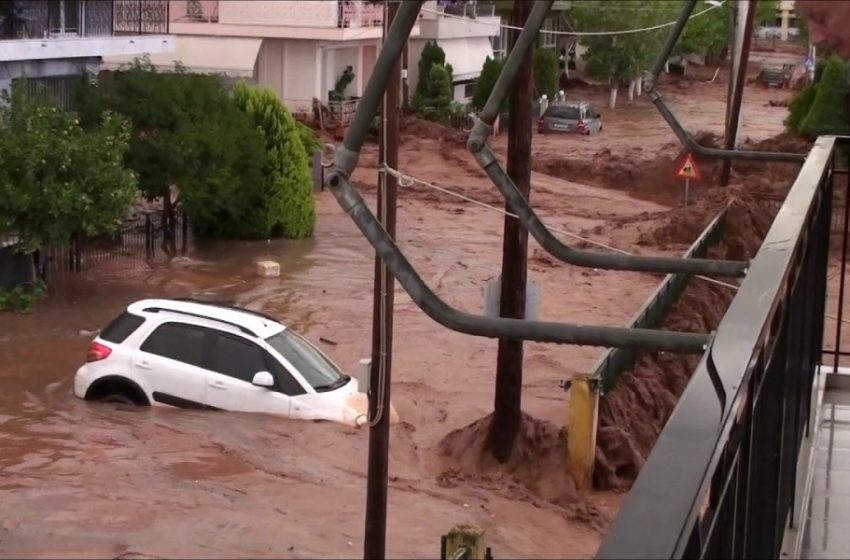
top-left (103, 0), bottom-right (421, 123)
top-left (0, 0), bottom-right (173, 104)
top-left (409, 0), bottom-right (502, 104)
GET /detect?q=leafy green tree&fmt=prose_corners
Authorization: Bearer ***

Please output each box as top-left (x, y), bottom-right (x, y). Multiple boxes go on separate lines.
top-left (0, 82), bottom-right (137, 253)
top-left (414, 41), bottom-right (454, 109)
top-left (471, 56), bottom-right (504, 111)
top-left (233, 82), bottom-right (316, 239)
top-left (74, 58), bottom-right (278, 239)
top-left (416, 64), bottom-right (453, 119)
top-left (785, 82), bottom-right (819, 132)
top-left (569, 0), bottom-right (671, 107)
top-left (175, 109), bottom-right (271, 239)
top-left (800, 55), bottom-right (850, 138)
top-left (534, 47), bottom-right (559, 98)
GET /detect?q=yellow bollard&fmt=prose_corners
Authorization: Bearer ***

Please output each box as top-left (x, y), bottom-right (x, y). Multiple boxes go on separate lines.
top-left (567, 375), bottom-right (599, 491)
top-left (442, 525), bottom-right (487, 560)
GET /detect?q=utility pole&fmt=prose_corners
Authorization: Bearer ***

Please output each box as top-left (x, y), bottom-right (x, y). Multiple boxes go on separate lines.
top-left (363, 1), bottom-right (400, 558)
top-left (721, 0), bottom-right (756, 185)
top-left (488, 0), bottom-right (533, 464)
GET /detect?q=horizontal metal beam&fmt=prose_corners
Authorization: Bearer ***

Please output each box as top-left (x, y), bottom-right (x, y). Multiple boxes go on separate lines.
top-left (643, 0), bottom-right (806, 164)
top-left (325, 172), bottom-right (711, 352)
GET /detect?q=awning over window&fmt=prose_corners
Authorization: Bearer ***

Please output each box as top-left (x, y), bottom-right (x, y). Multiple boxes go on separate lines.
top-left (440, 36), bottom-right (495, 83)
top-left (102, 36), bottom-right (263, 78)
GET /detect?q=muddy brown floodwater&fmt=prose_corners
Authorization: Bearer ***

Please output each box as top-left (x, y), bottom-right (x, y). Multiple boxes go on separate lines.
top-left (0, 58), bottom-right (822, 558)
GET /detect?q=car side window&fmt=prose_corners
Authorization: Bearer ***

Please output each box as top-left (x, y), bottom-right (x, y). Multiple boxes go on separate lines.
top-left (209, 333), bottom-right (268, 384)
top-left (265, 352), bottom-right (307, 397)
top-left (139, 322), bottom-right (208, 367)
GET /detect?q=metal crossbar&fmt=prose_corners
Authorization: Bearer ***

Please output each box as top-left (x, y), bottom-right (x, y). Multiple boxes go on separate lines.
top-left (321, 0), bottom-right (749, 352)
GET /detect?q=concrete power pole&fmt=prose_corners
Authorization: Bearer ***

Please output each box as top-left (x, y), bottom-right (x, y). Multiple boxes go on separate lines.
top-left (488, 0), bottom-right (534, 464)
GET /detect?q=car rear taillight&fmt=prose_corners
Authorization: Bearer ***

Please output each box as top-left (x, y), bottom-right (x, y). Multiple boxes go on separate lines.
top-left (86, 341), bottom-right (112, 362)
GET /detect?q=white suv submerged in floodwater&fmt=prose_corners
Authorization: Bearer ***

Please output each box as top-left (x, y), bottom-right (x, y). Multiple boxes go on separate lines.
top-left (74, 298), bottom-right (396, 426)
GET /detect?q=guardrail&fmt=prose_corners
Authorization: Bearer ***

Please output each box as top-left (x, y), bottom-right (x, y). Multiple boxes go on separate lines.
top-left (590, 209), bottom-right (729, 393)
top-left (596, 136), bottom-right (841, 559)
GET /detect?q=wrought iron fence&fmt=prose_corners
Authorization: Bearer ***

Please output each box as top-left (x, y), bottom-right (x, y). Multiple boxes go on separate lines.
top-left (596, 136), bottom-right (842, 559)
top-left (36, 212), bottom-right (190, 281)
top-left (113, 0), bottom-right (169, 35)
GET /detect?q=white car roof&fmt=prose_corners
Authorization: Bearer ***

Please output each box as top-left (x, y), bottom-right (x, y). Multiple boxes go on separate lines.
top-left (127, 298), bottom-right (286, 339)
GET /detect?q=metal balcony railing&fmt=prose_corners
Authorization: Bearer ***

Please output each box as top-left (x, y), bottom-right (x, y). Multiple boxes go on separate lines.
top-left (338, 1), bottom-right (384, 29)
top-left (112, 0), bottom-right (169, 35)
top-left (0, 0), bottom-right (113, 40)
top-left (597, 136), bottom-right (846, 560)
top-left (169, 0), bottom-right (218, 23)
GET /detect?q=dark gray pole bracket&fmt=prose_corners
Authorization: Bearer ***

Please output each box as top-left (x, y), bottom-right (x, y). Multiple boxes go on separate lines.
top-left (466, 0), bottom-right (749, 277)
top-left (643, 0), bottom-right (805, 163)
top-left (322, 0), bottom-right (713, 352)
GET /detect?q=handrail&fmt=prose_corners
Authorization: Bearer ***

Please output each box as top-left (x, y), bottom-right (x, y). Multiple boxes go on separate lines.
top-left (597, 136), bottom-right (839, 559)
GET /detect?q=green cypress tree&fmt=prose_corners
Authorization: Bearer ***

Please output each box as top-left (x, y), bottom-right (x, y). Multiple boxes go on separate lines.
top-left (471, 56), bottom-right (504, 112)
top-left (233, 82), bottom-right (316, 238)
top-left (785, 82), bottom-right (818, 132)
top-left (414, 41), bottom-right (452, 110)
top-left (799, 55), bottom-right (850, 138)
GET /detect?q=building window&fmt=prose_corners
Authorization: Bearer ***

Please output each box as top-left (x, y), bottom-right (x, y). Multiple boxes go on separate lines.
top-left (463, 80), bottom-right (477, 99)
top-left (541, 17), bottom-right (557, 49)
top-left (491, 25), bottom-right (508, 60)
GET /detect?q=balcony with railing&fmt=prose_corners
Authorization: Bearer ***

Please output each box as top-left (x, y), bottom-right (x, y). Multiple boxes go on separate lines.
top-left (419, 0), bottom-right (500, 39)
top-left (167, 0), bottom-right (413, 40)
top-left (0, 0), bottom-right (172, 63)
top-left (0, 0), bottom-right (168, 41)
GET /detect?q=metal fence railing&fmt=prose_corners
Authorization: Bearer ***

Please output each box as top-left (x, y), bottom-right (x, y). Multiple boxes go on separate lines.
top-left (597, 136), bottom-right (842, 559)
top-left (31, 211), bottom-right (190, 282)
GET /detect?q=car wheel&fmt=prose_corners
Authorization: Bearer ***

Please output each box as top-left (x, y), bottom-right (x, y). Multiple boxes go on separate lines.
top-left (101, 393), bottom-right (136, 406)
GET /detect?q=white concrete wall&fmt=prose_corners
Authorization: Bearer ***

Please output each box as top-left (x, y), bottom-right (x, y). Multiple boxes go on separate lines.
top-left (0, 35), bottom-right (173, 63)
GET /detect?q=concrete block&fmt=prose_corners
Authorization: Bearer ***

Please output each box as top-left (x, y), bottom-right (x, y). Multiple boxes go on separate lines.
top-left (256, 260), bottom-right (280, 278)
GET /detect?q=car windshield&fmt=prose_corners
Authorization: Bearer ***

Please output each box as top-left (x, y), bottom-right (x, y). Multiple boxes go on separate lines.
top-left (546, 105), bottom-right (581, 120)
top-left (265, 329), bottom-right (348, 392)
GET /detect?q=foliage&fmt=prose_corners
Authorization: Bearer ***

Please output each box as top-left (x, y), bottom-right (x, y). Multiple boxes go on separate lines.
top-left (471, 56), bottom-right (504, 111)
top-left (785, 82), bottom-right (819, 132)
top-left (534, 47), bottom-right (559, 98)
top-left (232, 82), bottom-right (316, 239)
top-left (416, 64), bottom-right (454, 120)
top-left (0, 82), bottom-right (137, 253)
top-left (0, 280), bottom-right (47, 314)
top-left (75, 58), bottom-right (234, 205)
top-left (297, 121), bottom-right (323, 155)
top-left (74, 58), bottom-right (277, 239)
top-left (799, 55), bottom-right (850, 138)
top-left (173, 108), bottom-right (271, 239)
top-left (569, 0), bottom-right (672, 86)
top-left (414, 41), bottom-right (454, 110)
top-left (330, 66), bottom-right (355, 102)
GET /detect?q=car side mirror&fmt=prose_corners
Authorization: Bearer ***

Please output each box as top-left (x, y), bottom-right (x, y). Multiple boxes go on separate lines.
top-left (252, 371), bottom-right (275, 388)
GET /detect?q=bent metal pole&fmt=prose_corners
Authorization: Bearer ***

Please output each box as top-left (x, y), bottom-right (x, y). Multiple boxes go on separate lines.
top-left (466, 1), bottom-right (749, 277)
top-left (323, 0), bottom-right (712, 352)
top-left (643, 0), bottom-right (805, 164)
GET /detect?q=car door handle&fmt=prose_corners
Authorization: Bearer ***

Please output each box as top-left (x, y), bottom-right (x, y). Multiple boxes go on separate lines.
top-left (209, 380), bottom-right (227, 390)
top-left (136, 361), bottom-right (152, 370)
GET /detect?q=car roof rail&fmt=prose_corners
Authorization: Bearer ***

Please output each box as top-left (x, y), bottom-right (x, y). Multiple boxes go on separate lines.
top-left (142, 306), bottom-right (259, 338)
top-left (170, 297), bottom-right (280, 323)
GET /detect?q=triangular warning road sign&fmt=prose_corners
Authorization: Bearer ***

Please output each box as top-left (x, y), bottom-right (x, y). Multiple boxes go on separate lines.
top-left (676, 153), bottom-right (701, 181)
